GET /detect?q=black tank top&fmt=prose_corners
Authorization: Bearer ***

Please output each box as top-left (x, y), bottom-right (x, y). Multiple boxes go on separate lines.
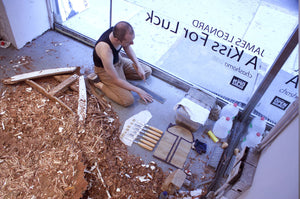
top-left (93, 27), bottom-right (122, 67)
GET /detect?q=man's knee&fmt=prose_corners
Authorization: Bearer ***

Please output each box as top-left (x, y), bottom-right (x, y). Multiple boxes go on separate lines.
top-left (119, 95), bottom-right (135, 107)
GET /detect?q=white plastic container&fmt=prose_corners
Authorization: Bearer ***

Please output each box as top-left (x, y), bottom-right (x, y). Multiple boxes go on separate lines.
top-left (241, 132), bottom-right (262, 149)
top-left (248, 116), bottom-right (266, 135)
top-left (213, 116), bottom-right (233, 139)
top-left (219, 103), bottom-right (239, 120)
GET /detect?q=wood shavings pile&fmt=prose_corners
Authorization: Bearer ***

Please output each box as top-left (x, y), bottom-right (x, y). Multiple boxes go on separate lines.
top-left (0, 78), bottom-right (164, 199)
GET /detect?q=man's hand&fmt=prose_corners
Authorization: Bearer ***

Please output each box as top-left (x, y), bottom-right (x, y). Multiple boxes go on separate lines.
top-left (137, 66), bottom-right (146, 80)
top-left (137, 88), bottom-right (153, 104)
top-left (132, 62), bottom-right (146, 81)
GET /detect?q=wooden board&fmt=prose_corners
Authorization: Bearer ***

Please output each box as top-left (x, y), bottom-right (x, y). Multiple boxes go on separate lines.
top-left (54, 75), bottom-right (79, 92)
top-left (49, 74), bottom-right (79, 96)
top-left (153, 125), bottom-right (193, 169)
top-left (170, 139), bottom-right (193, 168)
top-left (77, 75), bottom-right (87, 122)
top-left (3, 67), bottom-right (79, 84)
top-left (154, 132), bottom-right (178, 160)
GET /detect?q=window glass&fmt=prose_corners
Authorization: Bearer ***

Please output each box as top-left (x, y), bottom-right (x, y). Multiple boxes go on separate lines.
top-left (56, 0), bottom-right (110, 39)
top-left (112, 0), bottom-right (298, 124)
top-left (254, 46), bottom-right (298, 124)
top-left (54, 0), bottom-right (298, 124)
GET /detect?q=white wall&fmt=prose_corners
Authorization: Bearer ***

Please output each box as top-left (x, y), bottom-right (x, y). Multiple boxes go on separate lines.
top-left (0, 0), bottom-right (50, 49)
top-left (0, 0), bottom-right (15, 46)
top-left (239, 114), bottom-right (299, 199)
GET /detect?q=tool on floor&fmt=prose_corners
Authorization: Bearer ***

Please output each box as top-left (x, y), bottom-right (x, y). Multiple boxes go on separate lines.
top-left (137, 137), bottom-right (156, 148)
top-left (139, 131), bottom-right (159, 143)
top-left (131, 123), bottom-right (161, 138)
top-left (140, 127), bottom-right (162, 138)
top-left (127, 125), bottom-right (160, 147)
top-left (120, 110), bottom-right (158, 151)
top-left (133, 140), bottom-right (153, 151)
top-left (133, 119), bottom-right (164, 134)
top-left (124, 126), bottom-right (156, 147)
top-left (122, 128), bottom-right (154, 151)
top-left (134, 84), bottom-right (166, 104)
top-left (137, 134), bottom-right (158, 145)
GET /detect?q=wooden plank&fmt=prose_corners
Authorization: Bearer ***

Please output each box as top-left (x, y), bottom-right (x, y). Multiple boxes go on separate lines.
top-left (227, 161), bottom-right (243, 184)
top-left (25, 79), bottom-right (74, 114)
top-left (231, 162), bottom-right (256, 192)
top-left (214, 182), bottom-right (230, 197)
top-left (49, 74), bottom-right (79, 96)
top-left (78, 75), bottom-right (87, 122)
top-left (86, 80), bottom-right (109, 110)
top-left (54, 75), bottom-right (79, 92)
top-left (3, 67), bottom-right (79, 84)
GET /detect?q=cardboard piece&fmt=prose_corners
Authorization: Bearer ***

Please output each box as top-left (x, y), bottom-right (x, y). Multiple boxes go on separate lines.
top-left (161, 169), bottom-right (186, 194)
top-left (153, 124), bottom-right (193, 168)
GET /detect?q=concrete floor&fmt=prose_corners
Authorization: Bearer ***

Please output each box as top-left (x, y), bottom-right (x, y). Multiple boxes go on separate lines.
top-left (0, 0), bottom-right (297, 195)
top-left (0, 30), bottom-right (218, 189)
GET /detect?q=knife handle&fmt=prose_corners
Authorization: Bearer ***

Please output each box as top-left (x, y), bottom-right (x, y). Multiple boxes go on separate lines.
top-left (139, 138), bottom-right (155, 148)
top-left (143, 128), bottom-right (162, 137)
top-left (135, 141), bottom-right (153, 151)
top-left (140, 135), bottom-right (158, 144)
top-left (142, 132), bottom-right (160, 141)
top-left (145, 125), bottom-right (163, 134)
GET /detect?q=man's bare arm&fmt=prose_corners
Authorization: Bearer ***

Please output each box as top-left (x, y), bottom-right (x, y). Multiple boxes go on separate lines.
top-left (96, 43), bottom-right (152, 103)
top-left (123, 45), bottom-right (146, 80)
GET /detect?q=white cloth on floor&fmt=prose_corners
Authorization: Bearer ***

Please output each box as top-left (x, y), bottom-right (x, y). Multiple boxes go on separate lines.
top-left (119, 110), bottom-right (152, 146)
top-left (174, 97), bottom-right (210, 125)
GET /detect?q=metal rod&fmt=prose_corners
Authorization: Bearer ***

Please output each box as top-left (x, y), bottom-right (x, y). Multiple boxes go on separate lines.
top-left (238, 26), bottom-right (298, 123)
top-left (109, 0), bottom-right (112, 28)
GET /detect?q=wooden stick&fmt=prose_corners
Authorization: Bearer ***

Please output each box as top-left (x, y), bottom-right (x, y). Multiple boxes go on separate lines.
top-left (96, 166), bottom-right (111, 199)
top-left (85, 81), bottom-right (109, 110)
top-left (134, 141), bottom-right (153, 151)
top-left (49, 74), bottom-right (79, 96)
top-left (142, 128), bottom-right (162, 138)
top-left (53, 75), bottom-right (79, 92)
top-left (77, 75), bottom-right (87, 122)
top-left (135, 122), bottom-right (164, 135)
top-left (144, 124), bottom-right (164, 134)
top-left (3, 67), bottom-right (79, 84)
top-left (138, 134), bottom-right (158, 144)
top-left (25, 79), bottom-right (74, 114)
top-left (140, 131), bottom-right (160, 141)
top-left (138, 138), bottom-right (155, 148)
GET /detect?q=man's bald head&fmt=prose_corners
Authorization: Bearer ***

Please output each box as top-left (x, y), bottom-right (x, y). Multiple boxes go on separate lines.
top-left (113, 21), bottom-right (134, 42)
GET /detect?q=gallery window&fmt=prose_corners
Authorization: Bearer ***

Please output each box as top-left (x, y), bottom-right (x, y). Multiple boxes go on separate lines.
top-left (53, 0), bottom-right (299, 125)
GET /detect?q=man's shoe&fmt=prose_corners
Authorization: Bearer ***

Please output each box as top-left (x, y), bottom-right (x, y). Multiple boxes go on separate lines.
top-left (87, 73), bottom-right (103, 90)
